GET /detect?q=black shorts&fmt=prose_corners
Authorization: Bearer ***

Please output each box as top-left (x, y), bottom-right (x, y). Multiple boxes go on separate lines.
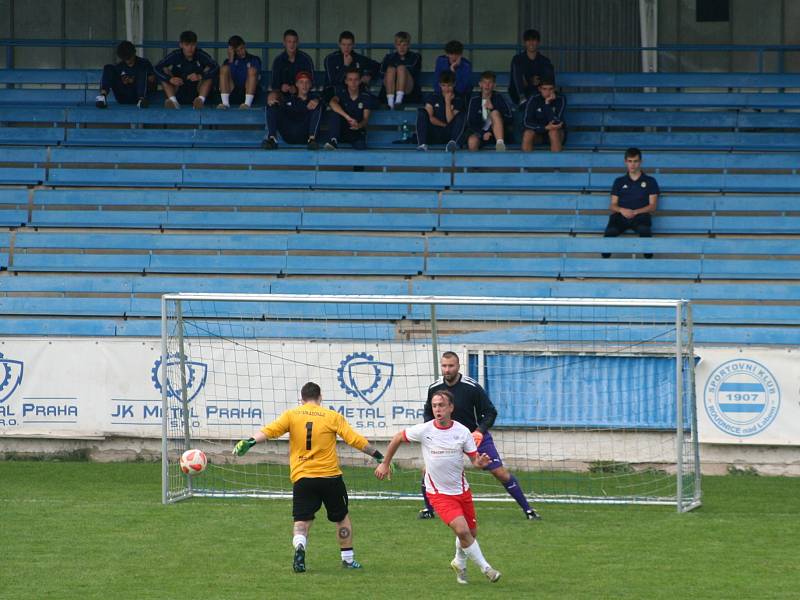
top-left (292, 475), bottom-right (349, 522)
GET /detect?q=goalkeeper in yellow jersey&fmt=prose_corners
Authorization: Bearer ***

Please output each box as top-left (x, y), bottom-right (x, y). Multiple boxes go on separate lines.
top-left (232, 381), bottom-right (385, 573)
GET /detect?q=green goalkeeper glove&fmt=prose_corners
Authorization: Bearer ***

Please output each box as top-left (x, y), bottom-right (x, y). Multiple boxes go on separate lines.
top-left (233, 437), bottom-right (257, 456)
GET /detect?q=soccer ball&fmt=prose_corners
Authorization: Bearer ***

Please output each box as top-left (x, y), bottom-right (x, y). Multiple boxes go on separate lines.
top-left (180, 449), bottom-right (207, 475)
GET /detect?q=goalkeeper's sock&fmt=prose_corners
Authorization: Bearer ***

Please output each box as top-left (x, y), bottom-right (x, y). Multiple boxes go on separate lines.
top-left (463, 539), bottom-right (490, 571)
top-left (421, 481), bottom-right (434, 513)
top-left (293, 534), bottom-right (307, 550)
top-left (340, 547), bottom-right (354, 564)
top-left (503, 475), bottom-right (532, 512)
top-left (454, 538), bottom-right (467, 569)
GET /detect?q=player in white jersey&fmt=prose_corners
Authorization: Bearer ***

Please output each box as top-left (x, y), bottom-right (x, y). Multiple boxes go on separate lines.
top-left (375, 389), bottom-right (502, 584)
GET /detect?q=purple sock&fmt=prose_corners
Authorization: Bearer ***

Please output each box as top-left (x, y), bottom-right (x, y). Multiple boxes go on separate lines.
top-left (421, 480), bottom-right (434, 512)
top-left (503, 475), bottom-right (531, 512)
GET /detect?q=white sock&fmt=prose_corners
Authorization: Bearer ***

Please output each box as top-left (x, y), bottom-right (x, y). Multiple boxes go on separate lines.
top-left (220, 93), bottom-right (230, 107)
top-left (168, 95), bottom-right (178, 105)
top-left (340, 549), bottom-right (354, 563)
top-left (387, 95), bottom-right (395, 108)
top-left (292, 534), bottom-right (307, 550)
top-left (197, 96), bottom-right (206, 104)
top-left (454, 538), bottom-right (467, 568)
top-left (395, 91), bottom-right (405, 104)
top-left (463, 539), bottom-right (490, 571)
top-left (245, 94), bottom-right (254, 106)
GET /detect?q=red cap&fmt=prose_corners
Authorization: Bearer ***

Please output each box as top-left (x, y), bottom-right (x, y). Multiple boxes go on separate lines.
top-left (295, 71), bottom-right (312, 82)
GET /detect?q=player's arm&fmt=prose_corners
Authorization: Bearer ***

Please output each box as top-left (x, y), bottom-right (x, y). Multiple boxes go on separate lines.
top-left (374, 430), bottom-right (406, 480)
top-left (232, 412), bottom-right (289, 455)
top-left (473, 388), bottom-right (498, 445)
top-left (198, 49), bottom-right (219, 79)
top-left (467, 451), bottom-right (491, 469)
top-left (328, 94), bottom-right (350, 119)
top-left (356, 108), bottom-right (370, 129)
top-left (336, 415), bottom-right (385, 463)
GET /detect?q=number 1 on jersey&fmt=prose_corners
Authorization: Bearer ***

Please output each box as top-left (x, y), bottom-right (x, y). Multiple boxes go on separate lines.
top-left (305, 421), bottom-right (313, 450)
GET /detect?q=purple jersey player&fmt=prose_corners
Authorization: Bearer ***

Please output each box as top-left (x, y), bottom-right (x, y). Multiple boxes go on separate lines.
top-left (421, 351), bottom-right (542, 521)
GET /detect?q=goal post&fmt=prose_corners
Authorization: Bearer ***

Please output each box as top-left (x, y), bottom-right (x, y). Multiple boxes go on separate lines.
top-left (161, 293), bottom-right (701, 512)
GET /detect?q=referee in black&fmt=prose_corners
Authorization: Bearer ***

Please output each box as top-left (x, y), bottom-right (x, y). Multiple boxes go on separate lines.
top-left (418, 351), bottom-right (541, 520)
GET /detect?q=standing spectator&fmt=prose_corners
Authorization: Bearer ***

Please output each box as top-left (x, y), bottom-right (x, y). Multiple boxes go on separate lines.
top-left (155, 30), bottom-right (218, 110)
top-left (521, 78), bottom-right (566, 152)
top-left (217, 35), bottom-right (262, 109)
top-left (324, 67), bottom-right (378, 150)
top-left (602, 147), bottom-right (659, 259)
top-left (433, 40), bottom-right (473, 99)
top-left (261, 71), bottom-right (322, 150)
top-left (268, 29), bottom-right (315, 106)
top-left (381, 31), bottom-right (422, 110)
top-left (416, 71), bottom-right (467, 152)
top-left (323, 30), bottom-right (380, 102)
top-left (96, 41), bottom-right (155, 109)
top-left (509, 29), bottom-right (555, 107)
top-left (465, 71), bottom-right (511, 152)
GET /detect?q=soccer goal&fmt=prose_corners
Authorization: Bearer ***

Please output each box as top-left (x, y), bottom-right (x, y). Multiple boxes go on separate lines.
top-left (161, 293), bottom-right (701, 512)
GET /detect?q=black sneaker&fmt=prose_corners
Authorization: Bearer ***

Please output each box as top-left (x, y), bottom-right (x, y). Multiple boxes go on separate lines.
top-left (293, 545), bottom-right (306, 573)
top-left (307, 138), bottom-right (319, 150)
top-left (525, 508), bottom-right (542, 520)
top-left (261, 137), bottom-right (278, 150)
top-left (342, 559), bottom-right (362, 569)
top-left (324, 138), bottom-right (338, 150)
top-left (95, 94), bottom-right (108, 109)
top-left (418, 508), bottom-right (435, 519)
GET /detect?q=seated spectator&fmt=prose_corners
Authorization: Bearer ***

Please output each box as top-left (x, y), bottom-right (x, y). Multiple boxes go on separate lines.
top-left (217, 35), bottom-right (262, 109)
top-left (268, 29), bottom-right (315, 106)
top-left (602, 148), bottom-right (659, 259)
top-left (324, 67), bottom-right (378, 150)
top-left (465, 71), bottom-right (511, 152)
top-left (261, 71), bottom-right (322, 150)
top-left (96, 41), bottom-right (155, 109)
top-left (521, 78), bottom-right (565, 152)
top-left (433, 40), bottom-right (473, 100)
top-left (381, 31), bottom-right (422, 110)
top-left (509, 29), bottom-right (555, 107)
top-left (323, 30), bottom-right (380, 102)
top-left (155, 30), bottom-right (218, 110)
top-left (416, 71), bottom-right (466, 152)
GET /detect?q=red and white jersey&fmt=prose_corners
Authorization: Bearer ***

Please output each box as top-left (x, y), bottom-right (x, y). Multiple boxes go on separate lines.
top-left (403, 419), bottom-right (477, 495)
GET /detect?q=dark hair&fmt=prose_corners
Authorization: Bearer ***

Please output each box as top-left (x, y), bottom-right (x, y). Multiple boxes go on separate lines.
top-left (432, 389), bottom-right (455, 406)
top-left (284, 29), bottom-right (299, 39)
top-left (438, 71), bottom-right (455, 85)
top-left (441, 351), bottom-right (460, 363)
top-left (228, 35), bottom-right (245, 48)
top-left (538, 77), bottom-right (555, 87)
top-left (480, 70), bottom-right (496, 82)
top-left (523, 29), bottom-right (541, 42)
top-left (179, 30), bottom-right (198, 44)
top-left (394, 31), bottom-right (411, 42)
top-left (116, 41), bottom-right (136, 61)
top-left (444, 40), bottom-right (464, 55)
top-left (344, 65), bottom-right (361, 77)
top-left (339, 30), bottom-right (355, 43)
top-left (300, 382), bottom-right (321, 401)
top-left (625, 147), bottom-right (642, 160)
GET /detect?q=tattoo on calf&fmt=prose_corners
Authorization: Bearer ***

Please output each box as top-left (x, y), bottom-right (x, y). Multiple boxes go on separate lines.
top-left (338, 527), bottom-right (351, 539)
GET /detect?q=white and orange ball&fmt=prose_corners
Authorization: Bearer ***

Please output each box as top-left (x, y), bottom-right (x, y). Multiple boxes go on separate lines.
top-left (179, 449), bottom-right (207, 475)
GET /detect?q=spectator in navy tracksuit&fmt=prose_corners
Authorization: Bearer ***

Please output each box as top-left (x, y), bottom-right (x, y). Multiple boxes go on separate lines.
top-left (217, 35), bottom-right (262, 109)
top-left (509, 29), bottom-right (555, 106)
top-left (268, 29), bottom-right (315, 106)
top-left (155, 30), bottom-right (219, 109)
top-left (465, 71), bottom-right (512, 152)
top-left (416, 71), bottom-right (467, 152)
top-left (433, 40), bottom-right (473, 100)
top-left (261, 71), bottom-right (322, 150)
top-left (323, 30), bottom-right (380, 103)
top-left (96, 41), bottom-right (155, 108)
top-left (324, 66), bottom-right (378, 150)
top-left (602, 147), bottom-right (660, 259)
top-left (522, 78), bottom-right (566, 152)
top-left (380, 31), bottom-right (422, 110)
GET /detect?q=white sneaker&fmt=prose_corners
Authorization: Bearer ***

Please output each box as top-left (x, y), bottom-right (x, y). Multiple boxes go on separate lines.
top-left (95, 94), bottom-right (108, 108)
top-left (483, 566), bottom-right (501, 583)
top-left (450, 559), bottom-right (468, 585)
top-left (416, 144), bottom-right (428, 151)
top-left (495, 140), bottom-right (506, 152)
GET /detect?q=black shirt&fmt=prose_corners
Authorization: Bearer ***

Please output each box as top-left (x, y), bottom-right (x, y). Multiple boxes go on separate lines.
top-left (424, 374), bottom-right (498, 433)
top-left (612, 172), bottom-right (660, 210)
top-left (509, 51), bottom-right (555, 104)
top-left (332, 87), bottom-right (378, 121)
top-left (324, 50), bottom-right (380, 88)
top-left (424, 92), bottom-right (466, 123)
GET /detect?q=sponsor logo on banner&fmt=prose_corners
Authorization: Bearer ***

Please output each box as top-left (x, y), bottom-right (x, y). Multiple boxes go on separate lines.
top-left (703, 358), bottom-right (780, 437)
top-left (337, 352), bottom-right (394, 406)
top-left (0, 352), bottom-right (24, 404)
top-left (151, 353), bottom-right (208, 402)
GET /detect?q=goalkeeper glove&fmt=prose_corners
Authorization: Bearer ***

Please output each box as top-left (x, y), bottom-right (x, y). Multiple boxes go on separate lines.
top-left (371, 450), bottom-right (385, 464)
top-left (471, 430), bottom-right (484, 446)
top-left (233, 437), bottom-right (257, 456)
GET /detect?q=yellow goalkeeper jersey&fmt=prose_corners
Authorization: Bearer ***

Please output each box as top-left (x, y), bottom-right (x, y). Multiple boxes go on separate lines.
top-left (261, 403), bottom-right (369, 483)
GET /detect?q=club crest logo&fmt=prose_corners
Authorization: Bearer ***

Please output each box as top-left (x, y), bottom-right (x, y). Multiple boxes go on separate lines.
top-left (151, 353), bottom-right (208, 403)
top-left (0, 352), bottom-right (24, 404)
top-left (337, 352), bottom-right (394, 406)
top-left (703, 359), bottom-right (780, 437)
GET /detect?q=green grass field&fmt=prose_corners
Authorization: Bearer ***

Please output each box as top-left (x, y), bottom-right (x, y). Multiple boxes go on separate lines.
top-left (1, 461), bottom-right (797, 600)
